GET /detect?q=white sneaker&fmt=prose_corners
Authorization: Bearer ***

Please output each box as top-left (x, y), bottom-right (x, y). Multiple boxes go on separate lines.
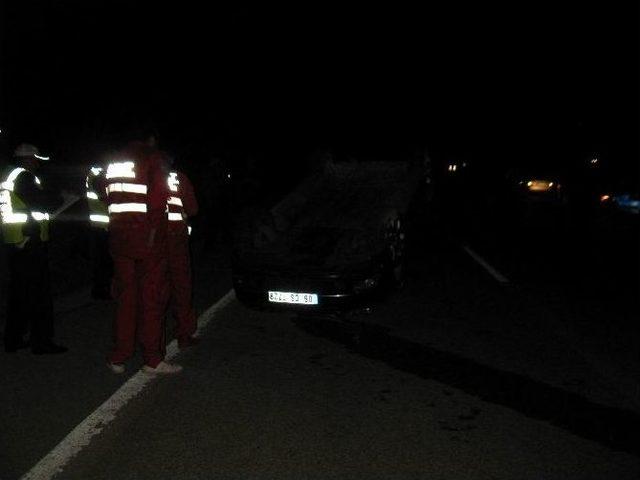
top-left (142, 361), bottom-right (183, 375)
top-left (107, 362), bottom-right (125, 374)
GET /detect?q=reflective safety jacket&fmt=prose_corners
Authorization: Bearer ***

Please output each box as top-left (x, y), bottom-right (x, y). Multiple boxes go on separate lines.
top-left (105, 142), bottom-right (169, 258)
top-left (0, 166), bottom-right (51, 244)
top-left (86, 166), bottom-right (109, 229)
top-left (167, 171), bottom-right (198, 237)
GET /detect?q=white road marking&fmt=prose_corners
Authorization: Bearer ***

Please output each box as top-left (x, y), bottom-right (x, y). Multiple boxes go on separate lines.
top-left (462, 245), bottom-right (510, 285)
top-left (20, 289), bottom-right (236, 480)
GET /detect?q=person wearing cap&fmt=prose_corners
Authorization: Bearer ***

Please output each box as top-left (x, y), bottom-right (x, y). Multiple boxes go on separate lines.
top-left (0, 143), bottom-right (67, 354)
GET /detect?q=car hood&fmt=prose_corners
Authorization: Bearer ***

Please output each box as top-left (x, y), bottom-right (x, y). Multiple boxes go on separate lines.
top-left (240, 226), bottom-right (382, 271)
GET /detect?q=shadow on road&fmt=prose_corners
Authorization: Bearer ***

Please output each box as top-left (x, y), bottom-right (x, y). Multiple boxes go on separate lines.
top-left (294, 315), bottom-right (640, 457)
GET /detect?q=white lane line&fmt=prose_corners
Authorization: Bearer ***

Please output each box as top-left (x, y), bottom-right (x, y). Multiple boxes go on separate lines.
top-left (462, 245), bottom-right (510, 285)
top-left (20, 289), bottom-right (236, 480)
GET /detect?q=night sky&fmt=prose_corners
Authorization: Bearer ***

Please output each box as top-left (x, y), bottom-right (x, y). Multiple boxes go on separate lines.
top-left (0, 2), bottom-right (638, 172)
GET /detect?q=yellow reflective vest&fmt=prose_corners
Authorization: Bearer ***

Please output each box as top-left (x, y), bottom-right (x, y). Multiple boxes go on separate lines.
top-left (0, 166), bottom-right (51, 244)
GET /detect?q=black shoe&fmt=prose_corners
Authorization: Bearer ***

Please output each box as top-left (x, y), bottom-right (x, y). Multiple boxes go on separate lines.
top-left (4, 338), bottom-right (30, 353)
top-left (32, 343), bottom-right (68, 355)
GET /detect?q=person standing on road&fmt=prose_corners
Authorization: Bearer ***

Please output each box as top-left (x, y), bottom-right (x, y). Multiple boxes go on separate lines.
top-left (0, 143), bottom-right (67, 354)
top-left (166, 165), bottom-right (199, 349)
top-left (85, 162), bottom-right (112, 299)
top-left (104, 128), bottom-right (182, 375)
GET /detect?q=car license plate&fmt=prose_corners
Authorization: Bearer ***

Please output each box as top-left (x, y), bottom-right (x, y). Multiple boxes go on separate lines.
top-left (268, 291), bottom-right (318, 305)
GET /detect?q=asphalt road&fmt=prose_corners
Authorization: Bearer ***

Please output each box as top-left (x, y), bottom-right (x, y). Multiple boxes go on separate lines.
top-left (1, 192), bottom-right (639, 479)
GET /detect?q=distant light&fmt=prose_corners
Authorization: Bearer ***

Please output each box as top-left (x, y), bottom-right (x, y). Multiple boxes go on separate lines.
top-left (600, 194), bottom-right (610, 202)
top-left (590, 157), bottom-right (599, 165)
top-left (227, 173), bottom-right (231, 179)
top-left (527, 180), bottom-right (554, 192)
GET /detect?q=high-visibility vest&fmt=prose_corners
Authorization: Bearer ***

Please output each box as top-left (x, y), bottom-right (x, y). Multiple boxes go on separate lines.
top-left (86, 166), bottom-right (109, 230)
top-left (0, 166), bottom-right (51, 244)
top-left (167, 171), bottom-right (191, 236)
top-left (105, 160), bottom-right (149, 224)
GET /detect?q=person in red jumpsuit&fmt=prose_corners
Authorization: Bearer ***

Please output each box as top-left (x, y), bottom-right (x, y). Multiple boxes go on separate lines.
top-left (103, 128), bottom-right (182, 375)
top-left (166, 167), bottom-right (199, 349)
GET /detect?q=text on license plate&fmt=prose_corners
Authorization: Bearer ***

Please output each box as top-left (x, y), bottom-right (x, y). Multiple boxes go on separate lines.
top-left (268, 291), bottom-right (319, 305)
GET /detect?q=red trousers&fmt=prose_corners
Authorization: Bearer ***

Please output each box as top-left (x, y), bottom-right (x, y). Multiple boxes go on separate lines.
top-left (168, 233), bottom-right (196, 341)
top-left (109, 252), bottom-right (169, 367)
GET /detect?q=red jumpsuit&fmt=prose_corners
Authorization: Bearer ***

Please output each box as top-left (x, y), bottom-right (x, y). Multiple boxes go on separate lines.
top-left (104, 142), bottom-right (170, 368)
top-left (166, 171), bottom-right (199, 345)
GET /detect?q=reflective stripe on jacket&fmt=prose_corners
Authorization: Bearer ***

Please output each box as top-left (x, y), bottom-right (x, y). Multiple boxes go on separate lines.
top-left (105, 142), bottom-right (170, 236)
top-left (86, 166), bottom-right (109, 229)
top-left (166, 171), bottom-right (198, 236)
top-left (105, 142), bottom-right (171, 261)
top-left (105, 160), bottom-right (149, 223)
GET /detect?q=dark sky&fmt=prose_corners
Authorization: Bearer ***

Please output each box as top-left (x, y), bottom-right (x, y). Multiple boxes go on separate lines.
top-left (1, 1), bottom-right (638, 168)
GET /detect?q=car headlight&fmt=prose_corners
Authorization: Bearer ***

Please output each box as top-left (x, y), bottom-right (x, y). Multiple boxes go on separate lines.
top-left (526, 180), bottom-right (555, 192)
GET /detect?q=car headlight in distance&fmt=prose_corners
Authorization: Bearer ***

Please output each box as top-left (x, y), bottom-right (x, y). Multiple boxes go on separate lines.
top-left (527, 180), bottom-right (555, 192)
